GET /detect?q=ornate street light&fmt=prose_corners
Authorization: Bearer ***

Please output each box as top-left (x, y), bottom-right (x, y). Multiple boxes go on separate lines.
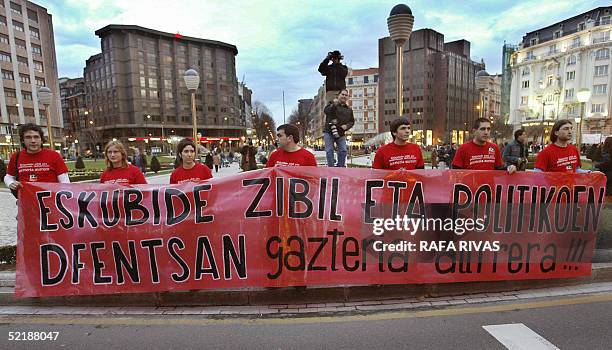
top-left (38, 86), bottom-right (54, 150)
top-left (183, 69), bottom-right (200, 156)
top-left (576, 88), bottom-right (592, 152)
top-left (387, 4), bottom-right (414, 119)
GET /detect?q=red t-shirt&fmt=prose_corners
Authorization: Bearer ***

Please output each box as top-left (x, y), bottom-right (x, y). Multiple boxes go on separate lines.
top-left (170, 163), bottom-right (213, 184)
top-left (100, 164), bottom-right (147, 184)
top-left (535, 143), bottom-right (581, 172)
top-left (266, 148), bottom-right (317, 167)
top-left (7, 149), bottom-right (68, 183)
top-left (372, 142), bottom-right (424, 170)
top-left (452, 141), bottom-right (503, 170)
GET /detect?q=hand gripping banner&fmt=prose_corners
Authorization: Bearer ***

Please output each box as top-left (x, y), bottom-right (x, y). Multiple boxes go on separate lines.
top-left (15, 168), bottom-right (606, 297)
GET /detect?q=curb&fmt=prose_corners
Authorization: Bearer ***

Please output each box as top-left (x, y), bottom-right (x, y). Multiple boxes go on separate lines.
top-left (1, 264), bottom-right (611, 308)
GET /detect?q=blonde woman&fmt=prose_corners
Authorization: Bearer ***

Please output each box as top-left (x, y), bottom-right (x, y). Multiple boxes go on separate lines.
top-left (100, 140), bottom-right (147, 184)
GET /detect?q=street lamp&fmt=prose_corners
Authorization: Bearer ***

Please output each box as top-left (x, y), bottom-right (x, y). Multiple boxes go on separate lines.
top-left (38, 86), bottom-right (53, 151)
top-left (576, 88), bottom-right (591, 152)
top-left (183, 69), bottom-right (200, 156)
top-left (476, 70), bottom-right (489, 119)
top-left (387, 4), bottom-right (414, 119)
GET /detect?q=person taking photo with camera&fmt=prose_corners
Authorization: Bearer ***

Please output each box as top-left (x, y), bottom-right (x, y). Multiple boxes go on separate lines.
top-left (323, 89), bottom-right (354, 167)
top-left (318, 50), bottom-right (348, 104)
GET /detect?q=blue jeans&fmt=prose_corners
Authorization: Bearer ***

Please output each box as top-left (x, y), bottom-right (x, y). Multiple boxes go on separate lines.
top-left (323, 132), bottom-right (347, 167)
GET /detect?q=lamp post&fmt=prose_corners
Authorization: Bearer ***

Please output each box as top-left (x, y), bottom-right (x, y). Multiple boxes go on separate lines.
top-left (38, 87), bottom-right (53, 151)
top-left (576, 88), bottom-right (591, 153)
top-left (183, 69), bottom-right (200, 157)
top-left (476, 70), bottom-right (489, 119)
top-left (387, 4), bottom-right (414, 119)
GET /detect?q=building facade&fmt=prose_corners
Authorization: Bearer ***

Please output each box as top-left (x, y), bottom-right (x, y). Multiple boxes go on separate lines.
top-left (308, 84), bottom-right (325, 145)
top-left (84, 25), bottom-right (243, 152)
top-left (510, 7), bottom-right (612, 143)
top-left (0, 0), bottom-right (60, 159)
top-left (501, 43), bottom-right (517, 120)
top-left (58, 76), bottom-right (84, 157)
top-left (347, 67), bottom-right (379, 144)
top-left (379, 29), bottom-right (484, 146)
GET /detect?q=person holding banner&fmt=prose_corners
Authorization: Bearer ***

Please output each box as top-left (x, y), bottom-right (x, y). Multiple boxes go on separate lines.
top-left (452, 118), bottom-right (516, 174)
top-left (266, 124), bottom-right (317, 167)
top-left (533, 119), bottom-right (590, 173)
top-left (170, 138), bottom-right (213, 184)
top-left (4, 123), bottom-right (69, 196)
top-left (100, 140), bottom-right (147, 185)
top-left (372, 117), bottom-right (424, 170)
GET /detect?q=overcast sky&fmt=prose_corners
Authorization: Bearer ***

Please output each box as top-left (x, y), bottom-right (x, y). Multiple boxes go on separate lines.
top-left (43, 0), bottom-right (607, 125)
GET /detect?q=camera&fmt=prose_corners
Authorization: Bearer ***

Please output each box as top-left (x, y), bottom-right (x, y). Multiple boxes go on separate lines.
top-left (329, 123), bottom-right (340, 139)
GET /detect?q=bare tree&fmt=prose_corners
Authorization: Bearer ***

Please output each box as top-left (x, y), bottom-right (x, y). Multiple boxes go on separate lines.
top-left (252, 101), bottom-right (276, 145)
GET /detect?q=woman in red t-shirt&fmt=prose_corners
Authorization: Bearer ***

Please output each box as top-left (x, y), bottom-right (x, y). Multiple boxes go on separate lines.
top-left (99, 141), bottom-right (147, 185)
top-left (170, 138), bottom-right (212, 184)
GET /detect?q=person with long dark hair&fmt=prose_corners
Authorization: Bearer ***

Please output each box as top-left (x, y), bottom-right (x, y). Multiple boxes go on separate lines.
top-left (534, 119), bottom-right (589, 173)
top-left (170, 138), bottom-right (212, 184)
top-left (100, 140), bottom-right (147, 184)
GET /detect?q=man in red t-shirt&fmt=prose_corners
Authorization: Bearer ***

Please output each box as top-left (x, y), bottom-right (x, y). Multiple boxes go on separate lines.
top-left (4, 123), bottom-right (69, 194)
top-left (452, 118), bottom-right (516, 174)
top-left (373, 117), bottom-right (424, 170)
top-left (266, 124), bottom-right (317, 167)
top-left (535, 119), bottom-right (589, 173)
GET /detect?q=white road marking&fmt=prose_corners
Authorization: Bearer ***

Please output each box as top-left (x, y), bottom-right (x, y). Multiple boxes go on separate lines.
top-left (483, 323), bottom-right (559, 350)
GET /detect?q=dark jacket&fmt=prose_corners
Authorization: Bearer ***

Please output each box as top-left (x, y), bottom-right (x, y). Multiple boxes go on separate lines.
top-left (323, 102), bottom-right (355, 137)
top-left (594, 149), bottom-right (612, 195)
top-left (502, 139), bottom-right (529, 169)
top-left (318, 59), bottom-right (348, 91)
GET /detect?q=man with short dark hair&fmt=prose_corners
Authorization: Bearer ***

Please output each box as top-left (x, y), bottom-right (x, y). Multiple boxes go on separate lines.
top-left (452, 118), bottom-right (516, 174)
top-left (4, 123), bottom-right (70, 194)
top-left (373, 117), bottom-right (424, 170)
top-left (266, 124), bottom-right (317, 167)
top-left (323, 89), bottom-right (354, 167)
top-left (503, 129), bottom-right (529, 171)
top-left (535, 119), bottom-right (588, 173)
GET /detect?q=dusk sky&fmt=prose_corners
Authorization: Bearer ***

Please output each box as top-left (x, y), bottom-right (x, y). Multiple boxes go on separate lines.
top-left (42, 0), bottom-right (606, 125)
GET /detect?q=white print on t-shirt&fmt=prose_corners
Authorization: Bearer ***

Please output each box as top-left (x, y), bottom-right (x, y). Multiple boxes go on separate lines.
top-left (555, 155), bottom-right (577, 169)
top-left (388, 154), bottom-right (417, 167)
top-left (274, 161), bottom-right (302, 167)
top-left (103, 179), bottom-right (130, 185)
top-left (468, 153), bottom-right (496, 166)
top-left (19, 161), bottom-right (52, 180)
top-left (177, 178), bottom-right (202, 184)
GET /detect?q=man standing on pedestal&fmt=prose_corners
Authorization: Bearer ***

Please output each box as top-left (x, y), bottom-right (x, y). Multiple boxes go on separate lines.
top-left (318, 50), bottom-right (348, 104)
top-left (323, 89), bottom-right (354, 167)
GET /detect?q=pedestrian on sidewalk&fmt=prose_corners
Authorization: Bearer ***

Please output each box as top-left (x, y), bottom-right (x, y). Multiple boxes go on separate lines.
top-left (170, 138), bottom-right (212, 184)
top-left (100, 140), bottom-right (147, 185)
top-left (4, 123), bottom-right (70, 198)
top-left (594, 136), bottom-right (612, 202)
top-left (213, 151), bottom-right (221, 173)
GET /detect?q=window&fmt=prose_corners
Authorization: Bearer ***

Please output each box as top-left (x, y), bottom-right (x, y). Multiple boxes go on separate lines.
top-left (27, 9), bottom-right (38, 22)
top-left (374, 75), bottom-right (378, 82)
top-left (17, 56), bottom-right (28, 67)
top-left (10, 2), bottom-right (21, 15)
top-left (571, 37), bottom-right (581, 48)
top-left (595, 65), bottom-right (609, 76)
top-left (348, 78), bottom-right (353, 85)
top-left (522, 80), bottom-right (530, 88)
top-left (19, 74), bottom-right (30, 83)
top-left (578, 22), bottom-right (586, 31)
top-left (593, 84), bottom-right (607, 95)
top-left (549, 44), bottom-right (557, 54)
top-left (602, 16), bottom-right (611, 25)
top-left (0, 34), bottom-right (8, 44)
top-left (30, 27), bottom-right (39, 39)
top-left (526, 51), bottom-right (535, 60)
top-left (4, 88), bottom-right (16, 98)
top-left (35, 77), bottom-right (44, 86)
top-left (554, 31), bottom-right (562, 39)
top-left (33, 60), bottom-right (43, 72)
top-left (0, 16), bottom-right (6, 26)
top-left (566, 71), bottom-right (576, 80)
top-left (31, 44), bottom-right (41, 55)
top-left (564, 88), bottom-right (574, 99)
top-left (592, 104), bottom-right (605, 113)
top-left (593, 31), bottom-right (610, 44)
top-left (364, 76), bottom-right (369, 83)
top-left (22, 91), bottom-right (32, 100)
top-left (521, 96), bottom-right (528, 105)
top-left (567, 55), bottom-right (576, 65)
top-left (0, 52), bottom-right (11, 62)
top-left (522, 67), bottom-right (530, 75)
top-left (14, 38), bottom-right (26, 50)
top-left (530, 38), bottom-right (537, 46)
top-left (12, 20), bottom-right (24, 32)
top-left (595, 48), bottom-right (610, 60)
top-left (2, 70), bottom-right (13, 80)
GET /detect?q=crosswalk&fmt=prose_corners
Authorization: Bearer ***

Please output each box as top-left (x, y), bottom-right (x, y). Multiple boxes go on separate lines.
top-left (483, 323), bottom-right (560, 350)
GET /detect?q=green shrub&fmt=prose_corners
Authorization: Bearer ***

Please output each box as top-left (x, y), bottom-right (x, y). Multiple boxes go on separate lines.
top-left (150, 156), bottom-right (161, 173)
top-left (75, 156), bottom-right (86, 170)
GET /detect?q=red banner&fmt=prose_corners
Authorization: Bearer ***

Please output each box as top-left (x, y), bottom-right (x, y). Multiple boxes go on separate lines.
top-left (15, 168), bottom-right (606, 298)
